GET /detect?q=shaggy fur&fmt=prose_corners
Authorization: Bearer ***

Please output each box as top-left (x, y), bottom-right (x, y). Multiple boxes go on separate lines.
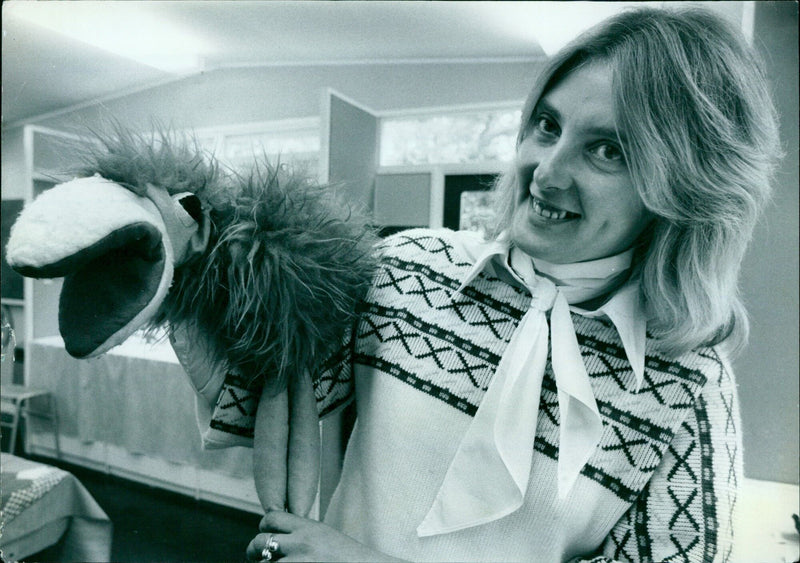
top-left (77, 126), bottom-right (379, 390)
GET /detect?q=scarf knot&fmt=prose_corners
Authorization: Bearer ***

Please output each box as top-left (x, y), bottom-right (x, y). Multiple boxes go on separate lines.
top-left (528, 277), bottom-right (558, 312)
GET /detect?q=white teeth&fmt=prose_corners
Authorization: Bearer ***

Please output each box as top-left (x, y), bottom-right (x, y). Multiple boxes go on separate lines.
top-left (531, 197), bottom-right (569, 220)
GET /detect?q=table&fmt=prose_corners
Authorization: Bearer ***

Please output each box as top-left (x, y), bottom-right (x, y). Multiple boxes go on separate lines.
top-left (0, 453), bottom-right (112, 562)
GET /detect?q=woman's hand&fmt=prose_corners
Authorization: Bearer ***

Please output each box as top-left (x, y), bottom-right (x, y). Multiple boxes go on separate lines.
top-left (246, 511), bottom-right (404, 562)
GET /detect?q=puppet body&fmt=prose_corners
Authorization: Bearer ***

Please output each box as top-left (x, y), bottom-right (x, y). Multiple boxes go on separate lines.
top-left (6, 128), bottom-right (378, 514)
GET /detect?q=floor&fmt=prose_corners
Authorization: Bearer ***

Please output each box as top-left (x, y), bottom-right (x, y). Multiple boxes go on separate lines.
top-left (24, 453), bottom-right (262, 562)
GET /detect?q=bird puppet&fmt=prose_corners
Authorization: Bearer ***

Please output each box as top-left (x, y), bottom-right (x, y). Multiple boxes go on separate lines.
top-left (4, 126), bottom-right (379, 516)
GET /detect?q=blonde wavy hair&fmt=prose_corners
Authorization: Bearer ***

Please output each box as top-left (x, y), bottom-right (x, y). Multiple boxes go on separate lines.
top-left (492, 7), bottom-right (781, 357)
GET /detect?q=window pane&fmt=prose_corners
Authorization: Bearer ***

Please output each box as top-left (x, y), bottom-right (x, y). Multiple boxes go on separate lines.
top-left (459, 190), bottom-right (497, 236)
top-left (380, 109), bottom-right (520, 166)
top-left (222, 130), bottom-right (320, 175)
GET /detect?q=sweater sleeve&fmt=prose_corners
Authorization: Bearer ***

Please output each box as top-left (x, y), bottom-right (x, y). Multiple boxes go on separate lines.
top-left (575, 350), bottom-right (743, 562)
top-left (314, 236), bottom-right (397, 419)
top-left (314, 319), bottom-right (357, 419)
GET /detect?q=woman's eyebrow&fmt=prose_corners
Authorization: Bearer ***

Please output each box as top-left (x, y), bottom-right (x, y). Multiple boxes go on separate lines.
top-left (586, 126), bottom-right (628, 144)
top-left (534, 99), bottom-right (561, 120)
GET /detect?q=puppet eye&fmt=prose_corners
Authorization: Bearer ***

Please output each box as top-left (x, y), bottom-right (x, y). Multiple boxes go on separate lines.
top-left (174, 193), bottom-right (203, 224)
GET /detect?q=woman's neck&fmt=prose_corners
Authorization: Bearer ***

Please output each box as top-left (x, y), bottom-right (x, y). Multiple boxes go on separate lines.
top-left (505, 246), bottom-right (636, 309)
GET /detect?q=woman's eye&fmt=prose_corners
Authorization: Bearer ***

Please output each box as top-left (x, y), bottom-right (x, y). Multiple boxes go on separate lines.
top-left (534, 116), bottom-right (558, 136)
top-left (590, 143), bottom-right (624, 162)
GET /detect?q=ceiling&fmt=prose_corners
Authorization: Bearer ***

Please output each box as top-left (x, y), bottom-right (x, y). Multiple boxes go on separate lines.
top-left (1, 1), bottom-right (746, 127)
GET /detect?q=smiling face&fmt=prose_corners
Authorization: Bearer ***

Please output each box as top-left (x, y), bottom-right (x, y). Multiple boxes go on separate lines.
top-left (510, 62), bottom-right (652, 264)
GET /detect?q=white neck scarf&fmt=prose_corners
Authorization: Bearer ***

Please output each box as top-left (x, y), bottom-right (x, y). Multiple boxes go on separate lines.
top-left (417, 240), bottom-right (634, 537)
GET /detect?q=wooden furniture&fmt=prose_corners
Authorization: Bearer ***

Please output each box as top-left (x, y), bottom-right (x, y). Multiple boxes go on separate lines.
top-left (1, 304), bottom-right (61, 457)
top-left (1, 384), bottom-right (60, 458)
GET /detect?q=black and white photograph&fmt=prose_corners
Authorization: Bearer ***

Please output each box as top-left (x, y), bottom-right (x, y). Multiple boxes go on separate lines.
top-left (1, 2), bottom-right (797, 561)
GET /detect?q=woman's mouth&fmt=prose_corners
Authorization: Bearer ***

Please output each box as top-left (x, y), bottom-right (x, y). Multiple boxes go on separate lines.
top-left (529, 195), bottom-right (580, 221)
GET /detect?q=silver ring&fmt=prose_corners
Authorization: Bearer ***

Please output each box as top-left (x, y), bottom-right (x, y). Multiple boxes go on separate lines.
top-left (260, 546), bottom-right (273, 561)
top-left (267, 535), bottom-right (280, 554)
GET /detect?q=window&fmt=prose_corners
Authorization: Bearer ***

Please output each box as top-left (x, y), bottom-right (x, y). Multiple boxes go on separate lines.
top-left (193, 119), bottom-right (321, 177)
top-left (379, 108), bottom-right (520, 166)
top-left (222, 129), bottom-right (320, 177)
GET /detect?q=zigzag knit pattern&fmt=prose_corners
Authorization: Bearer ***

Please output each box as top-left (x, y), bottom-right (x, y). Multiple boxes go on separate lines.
top-left (316, 229), bottom-right (742, 562)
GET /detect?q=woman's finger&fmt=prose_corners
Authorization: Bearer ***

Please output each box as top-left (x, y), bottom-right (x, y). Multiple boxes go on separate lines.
top-left (254, 386), bottom-right (290, 512)
top-left (259, 509), bottom-right (303, 532)
top-left (245, 532), bottom-right (287, 561)
top-left (287, 369), bottom-right (321, 517)
top-left (245, 532), bottom-right (269, 561)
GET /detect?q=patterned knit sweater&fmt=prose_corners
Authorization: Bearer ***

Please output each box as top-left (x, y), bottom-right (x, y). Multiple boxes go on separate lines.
top-left (315, 228), bottom-right (742, 563)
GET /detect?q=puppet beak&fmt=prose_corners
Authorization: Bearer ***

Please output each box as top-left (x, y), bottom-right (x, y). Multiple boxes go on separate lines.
top-left (5, 175), bottom-right (208, 358)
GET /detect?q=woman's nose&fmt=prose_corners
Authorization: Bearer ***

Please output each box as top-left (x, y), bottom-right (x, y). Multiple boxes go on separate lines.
top-left (521, 138), bottom-right (573, 192)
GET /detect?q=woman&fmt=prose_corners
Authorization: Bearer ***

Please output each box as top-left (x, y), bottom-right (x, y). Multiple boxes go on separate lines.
top-left (246, 7), bottom-right (780, 562)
